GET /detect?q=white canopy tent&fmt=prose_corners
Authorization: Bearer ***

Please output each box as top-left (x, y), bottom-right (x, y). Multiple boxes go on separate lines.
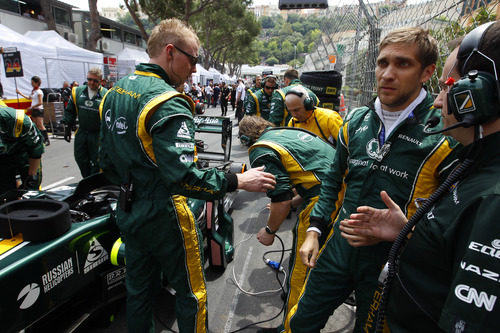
top-left (116, 47), bottom-right (149, 79)
top-left (191, 64), bottom-right (213, 85)
top-left (25, 30), bottom-right (103, 88)
top-left (0, 24), bottom-right (58, 99)
top-left (208, 67), bottom-right (221, 84)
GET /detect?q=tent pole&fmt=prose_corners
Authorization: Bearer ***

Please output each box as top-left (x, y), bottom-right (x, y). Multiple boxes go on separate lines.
top-left (14, 77), bottom-right (20, 108)
top-left (44, 58), bottom-right (50, 88)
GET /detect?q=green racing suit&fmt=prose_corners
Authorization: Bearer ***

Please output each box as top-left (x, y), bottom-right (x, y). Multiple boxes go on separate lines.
top-left (287, 93), bottom-right (460, 333)
top-left (0, 106), bottom-right (44, 194)
top-left (98, 63), bottom-right (238, 333)
top-left (248, 127), bottom-right (336, 331)
top-left (63, 84), bottom-right (107, 177)
top-left (245, 88), bottom-right (273, 120)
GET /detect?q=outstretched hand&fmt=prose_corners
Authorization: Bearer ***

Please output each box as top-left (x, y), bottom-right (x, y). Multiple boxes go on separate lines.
top-left (237, 166), bottom-right (276, 192)
top-left (339, 191), bottom-right (407, 247)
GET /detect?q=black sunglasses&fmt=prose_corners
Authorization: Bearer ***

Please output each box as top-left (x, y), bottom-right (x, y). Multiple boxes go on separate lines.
top-left (264, 85), bottom-right (276, 90)
top-left (87, 78), bottom-right (100, 83)
top-left (174, 45), bottom-right (198, 66)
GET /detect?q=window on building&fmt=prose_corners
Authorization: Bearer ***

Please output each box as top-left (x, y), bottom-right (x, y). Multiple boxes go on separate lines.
top-left (124, 31), bottom-right (135, 44)
top-left (53, 7), bottom-right (70, 26)
top-left (0, 0), bottom-right (20, 14)
top-left (101, 23), bottom-right (112, 38)
top-left (111, 26), bottom-right (121, 42)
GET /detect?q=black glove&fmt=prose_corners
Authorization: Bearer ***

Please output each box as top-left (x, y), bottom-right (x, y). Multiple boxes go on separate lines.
top-left (64, 125), bottom-right (72, 143)
top-left (21, 175), bottom-right (39, 190)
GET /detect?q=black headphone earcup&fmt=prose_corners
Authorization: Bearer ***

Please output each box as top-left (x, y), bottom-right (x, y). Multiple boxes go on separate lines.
top-left (448, 71), bottom-right (500, 124)
top-left (304, 96), bottom-right (314, 110)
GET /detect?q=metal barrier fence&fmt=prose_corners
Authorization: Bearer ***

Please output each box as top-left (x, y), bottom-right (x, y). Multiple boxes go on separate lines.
top-left (300, 0), bottom-right (498, 112)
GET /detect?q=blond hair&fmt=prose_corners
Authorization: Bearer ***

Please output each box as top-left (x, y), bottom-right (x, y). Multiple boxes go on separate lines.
top-left (147, 18), bottom-right (200, 58)
top-left (239, 116), bottom-right (274, 140)
top-left (380, 27), bottom-right (438, 68)
top-left (88, 67), bottom-right (102, 78)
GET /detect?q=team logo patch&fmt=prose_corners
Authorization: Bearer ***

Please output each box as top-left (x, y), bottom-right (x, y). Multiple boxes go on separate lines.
top-left (366, 139), bottom-right (390, 161)
top-left (105, 109), bottom-right (112, 129)
top-left (85, 100), bottom-right (94, 107)
top-left (297, 132), bottom-right (314, 142)
top-left (453, 320), bottom-right (466, 333)
top-left (453, 90), bottom-right (476, 114)
top-left (18, 283), bottom-right (40, 309)
top-left (128, 75), bottom-right (137, 80)
top-left (177, 121), bottom-right (191, 139)
top-left (114, 117), bottom-right (128, 135)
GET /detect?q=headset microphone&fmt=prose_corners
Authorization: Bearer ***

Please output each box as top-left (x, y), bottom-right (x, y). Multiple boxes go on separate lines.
top-left (424, 114), bottom-right (476, 135)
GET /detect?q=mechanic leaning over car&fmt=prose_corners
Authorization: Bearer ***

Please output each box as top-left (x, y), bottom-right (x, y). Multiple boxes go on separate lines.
top-left (340, 21), bottom-right (500, 333)
top-left (0, 104), bottom-right (44, 195)
top-left (268, 68), bottom-right (319, 127)
top-left (239, 115), bottom-right (340, 333)
top-left (62, 67), bottom-right (107, 178)
top-left (245, 75), bottom-right (278, 120)
top-left (287, 27), bottom-right (461, 333)
top-left (285, 85), bottom-right (343, 147)
top-left (98, 18), bottom-right (276, 333)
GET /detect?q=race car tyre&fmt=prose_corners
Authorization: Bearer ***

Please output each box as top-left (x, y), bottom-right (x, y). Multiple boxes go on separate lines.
top-left (318, 95), bottom-right (341, 111)
top-left (0, 199), bottom-right (71, 242)
top-left (300, 70), bottom-right (342, 98)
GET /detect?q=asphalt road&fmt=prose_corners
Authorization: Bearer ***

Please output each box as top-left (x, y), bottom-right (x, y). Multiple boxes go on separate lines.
top-left (40, 105), bottom-right (354, 333)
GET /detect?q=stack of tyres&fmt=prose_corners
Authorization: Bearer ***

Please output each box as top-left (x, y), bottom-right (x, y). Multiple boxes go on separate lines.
top-left (300, 70), bottom-right (342, 111)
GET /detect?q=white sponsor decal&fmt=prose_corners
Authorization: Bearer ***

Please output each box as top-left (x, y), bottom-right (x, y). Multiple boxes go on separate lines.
top-left (454, 284), bottom-right (497, 311)
top-left (128, 75), bottom-right (137, 80)
top-left (297, 132), bottom-right (314, 142)
top-left (460, 261), bottom-right (500, 282)
top-left (105, 109), bottom-right (112, 129)
top-left (180, 154), bottom-right (194, 163)
top-left (355, 125), bottom-right (368, 134)
top-left (17, 283), bottom-right (40, 309)
top-left (453, 320), bottom-right (466, 333)
top-left (453, 187), bottom-right (460, 204)
top-left (84, 100), bottom-right (94, 107)
top-left (469, 240), bottom-right (500, 259)
top-left (177, 121), bottom-right (191, 139)
top-left (397, 134), bottom-right (422, 146)
top-left (114, 117), bottom-right (128, 135)
top-left (41, 258), bottom-right (74, 293)
top-left (84, 238), bottom-right (109, 274)
top-left (176, 142), bottom-right (195, 149)
top-left (366, 139), bottom-right (391, 162)
top-left (194, 117), bottom-right (219, 125)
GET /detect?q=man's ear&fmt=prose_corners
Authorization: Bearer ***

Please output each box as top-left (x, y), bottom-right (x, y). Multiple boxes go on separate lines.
top-left (421, 63), bottom-right (436, 83)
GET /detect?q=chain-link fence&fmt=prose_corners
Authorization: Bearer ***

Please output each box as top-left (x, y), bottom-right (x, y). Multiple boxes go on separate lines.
top-left (300, 0), bottom-right (498, 112)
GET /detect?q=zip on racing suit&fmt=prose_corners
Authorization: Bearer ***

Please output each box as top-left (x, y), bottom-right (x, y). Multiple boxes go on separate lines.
top-left (248, 127), bottom-right (337, 331)
top-left (98, 63), bottom-right (239, 333)
top-left (63, 84), bottom-right (107, 177)
top-left (287, 91), bottom-right (460, 333)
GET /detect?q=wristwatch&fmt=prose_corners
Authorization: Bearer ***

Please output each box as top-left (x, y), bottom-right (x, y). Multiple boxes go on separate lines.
top-left (265, 225), bottom-right (277, 235)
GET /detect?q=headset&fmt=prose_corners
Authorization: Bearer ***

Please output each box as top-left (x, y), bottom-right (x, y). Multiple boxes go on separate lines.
top-left (286, 88), bottom-right (314, 111)
top-left (426, 22), bottom-right (500, 134)
top-left (263, 75), bottom-right (279, 90)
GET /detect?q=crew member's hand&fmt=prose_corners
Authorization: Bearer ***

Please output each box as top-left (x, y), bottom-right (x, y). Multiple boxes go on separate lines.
top-left (21, 175), bottom-right (39, 190)
top-left (236, 166), bottom-right (276, 192)
top-left (339, 191), bottom-right (407, 247)
top-left (16, 89), bottom-right (20, 94)
top-left (299, 231), bottom-right (320, 268)
top-left (64, 125), bottom-right (71, 143)
top-left (257, 227), bottom-right (275, 246)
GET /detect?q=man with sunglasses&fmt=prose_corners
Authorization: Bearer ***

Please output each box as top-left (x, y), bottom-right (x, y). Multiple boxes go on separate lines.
top-left (98, 18), bottom-right (276, 333)
top-left (62, 67), bottom-right (107, 178)
top-left (245, 75), bottom-right (278, 121)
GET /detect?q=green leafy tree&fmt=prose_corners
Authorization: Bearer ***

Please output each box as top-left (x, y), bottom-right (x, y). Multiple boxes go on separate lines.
top-left (266, 56), bottom-right (279, 66)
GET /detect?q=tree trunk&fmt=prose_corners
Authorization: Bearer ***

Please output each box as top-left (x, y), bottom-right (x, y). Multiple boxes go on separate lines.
top-left (123, 0), bottom-right (149, 42)
top-left (87, 0), bottom-right (102, 51)
top-left (40, 0), bottom-right (56, 31)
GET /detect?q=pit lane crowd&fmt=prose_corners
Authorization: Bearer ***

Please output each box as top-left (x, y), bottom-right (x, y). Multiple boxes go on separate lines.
top-left (0, 17), bottom-right (499, 333)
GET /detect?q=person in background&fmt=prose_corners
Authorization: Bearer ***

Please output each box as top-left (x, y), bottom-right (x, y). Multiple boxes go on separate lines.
top-left (235, 79), bottom-right (246, 124)
top-left (339, 21), bottom-right (500, 333)
top-left (287, 26), bottom-right (460, 333)
top-left (98, 18), bottom-right (276, 333)
top-left (61, 81), bottom-right (71, 107)
top-left (220, 82), bottom-right (230, 116)
top-left (16, 76), bottom-right (49, 146)
top-left (285, 85), bottom-right (343, 147)
top-left (0, 104), bottom-right (44, 195)
top-left (230, 83), bottom-right (237, 111)
top-left (213, 82), bottom-right (220, 107)
top-left (245, 75), bottom-right (278, 121)
top-left (269, 69), bottom-right (319, 127)
top-left (71, 81), bottom-right (79, 88)
top-left (239, 115), bottom-right (337, 333)
top-left (62, 67), bottom-right (107, 178)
